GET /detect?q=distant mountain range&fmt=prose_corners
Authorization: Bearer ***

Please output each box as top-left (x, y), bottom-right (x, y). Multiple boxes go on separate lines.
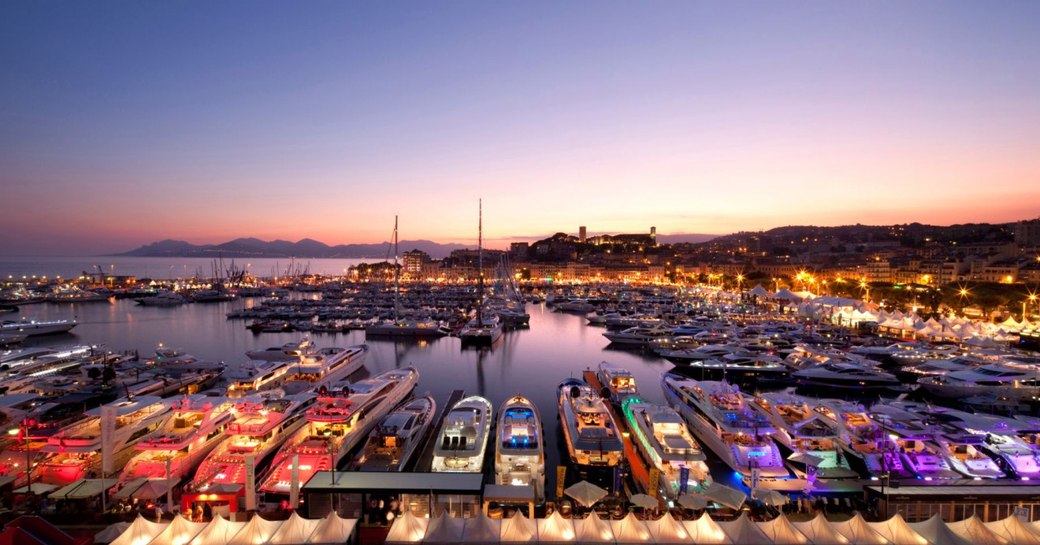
top-left (115, 238), bottom-right (472, 259)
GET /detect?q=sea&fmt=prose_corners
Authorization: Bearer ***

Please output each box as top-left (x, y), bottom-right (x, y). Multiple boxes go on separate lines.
top-left (5, 287), bottom-right (709, 495)
top-left (0, 256), bottom-right (384, 280)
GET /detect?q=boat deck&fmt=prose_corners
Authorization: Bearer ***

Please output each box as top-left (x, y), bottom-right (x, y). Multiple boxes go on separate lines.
top-left (415, 389), bottom-right (465, 472)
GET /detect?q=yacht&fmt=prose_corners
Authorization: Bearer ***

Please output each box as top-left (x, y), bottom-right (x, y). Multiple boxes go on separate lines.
top-left (191, 392), bottom-right (315, 492)
top-left (245, 339), bottom-right (316, 362)
top-left (602, 324), bottom-right (675, 347)
top-left (352, 395), bottom-right (437, 472)
top-left (136, 292), bottom-right (189, 307)
top-left (225, 360), bottom-right (294, 397)
top-left (37, 396), bottom-right (172, 485)
top-left (660, 374), bottom-right (791, 487)
top-left (812, 399), bottom-right (913, 480)
top-left (685, 352), bottom-right (789, 378)
top-left (917, 363), bottom-right (1040, 401)
top-left (0, 318), bottom-right (77, 337)
top-left (596, 361), bottom-right (638, 404)
top-left (557, 378), bottom-right (624, 468)
top-left (792, 362), bottom-right (900, 390)
top-left (365, 317), bottom-right (450, 338)
top-left (259, 367), bottom-right (418, 494)
top-left (494, 395), bottom-right (545, 501)
top-left (431, 395), bottom-right (493, 473)
top-left (656, 343), bottom-right (741, 364)
top-left (119, 396), bottom-right (235, 484)
top-left (622, 399), bottom-right (711, 498)
top-left (284, 345), bottom-right (368, 391)
top-left (750, 393), bottom-right (859, 480)
top-left (459, 313), bottom-right (504, 346)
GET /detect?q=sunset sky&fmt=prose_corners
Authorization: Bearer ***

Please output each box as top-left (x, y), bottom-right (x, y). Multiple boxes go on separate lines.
top-left (2, 2), bottom-right (1039, 255)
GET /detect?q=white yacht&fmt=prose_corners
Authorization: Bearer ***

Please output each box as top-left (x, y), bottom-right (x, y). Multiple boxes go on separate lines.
top-left (494, 395), bottom-right (545, 501)
top-left (750, 393), bottom-right (859, 480)
top-left (596, 361), bottom-right (638, 404)
top-left (792, 362), bottom-right (900, 390)
top-left (812, 399), bottom-right (913, 480)
top-left (0, 318), bottom-right (77, 337)
top-left (557, 378), bottom-right (624, 468)
top-left (38, 396), bottom-right (172, 486)
top-left (431, 395), bottom-right (493, 473)
top-left (245, 338), bottom-right (317, 362)
top-left (259, 367), bottom-right (417, 494)
top-left (622, 399), bottom-right (711, 498)
top-left (917, 363), bottom-right (1040, 400)
top-left (660, 374), bottom-right (792, 487)
top-left (225, 359), bottom-right (294, 397)
top-left (283, 344), bottom-right (368, 392)
top-left (602, 324), bottom-right (675, 347)
top-left (119, 396), bottom-right (235, 485)
top-left (353, 395), bottom-right (437, 472)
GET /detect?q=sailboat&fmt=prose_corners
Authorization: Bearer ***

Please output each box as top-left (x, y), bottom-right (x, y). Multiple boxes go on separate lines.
top-left (365, 216), bottom-right (450, 339)
top-left (459, 200), bottom-right (503, 346)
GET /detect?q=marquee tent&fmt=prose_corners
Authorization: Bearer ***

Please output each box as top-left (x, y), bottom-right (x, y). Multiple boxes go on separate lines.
top-left (460, 511), bottom-right (500, 544)
top-left (268, 512), bottom-right (320, 545)
top-left (986, 515), bottom-right (1040, 545)
top-left (109, 515), bottom-right (166, 545)
top-left (146, 515), bottom-right (207, 545)
top-left (944, 515), bottom-right (1008, 545)
top-left (681, 513), bottom-right (730, 544)
top-left (908, 515), bottom-right (974, 545)
top-left (501, 511), bottom-right (537, 543)
top-left (646, 512), bottom-right (690, 544)
top-left (422, 511), bottom-right (465, 544)
top-left (385, 511), bottom-right (428, 545)
top-left (536, 511), bottom-right (575, 542)
top-left (186, 515), bottom-right (245, 545)
top-left (306, 512), bottom-right (357, 545)
top-left (572, 512), bottom-right (614, 544)
top-left (792, 513), bottom-right (850, 545)
top-left (757, 514), bottom-right (809, 545)
top-left (610, 512), bottom-right (652, 544)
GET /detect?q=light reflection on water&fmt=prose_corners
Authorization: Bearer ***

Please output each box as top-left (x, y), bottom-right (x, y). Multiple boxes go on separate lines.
top-left (17, 298), bottom-right (681, 492)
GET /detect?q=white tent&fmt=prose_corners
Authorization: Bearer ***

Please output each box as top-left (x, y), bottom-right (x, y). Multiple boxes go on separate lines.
top-left (573, 512), bottom-right (615, 544)
top-left (718, 513), bottom-right (771, 545)
top-left (95, 522), bottom-right (132, 545)
top-left (702, 482), bottom-right (747, 510)
top-left (774, 288), bottom-right (804, 301)
top-left (749, 285), bottom-right (772, 297)
top-left (146, 515), bottom-right (207, 545)
top-left (646, 512), bottom-right (690, 544)
top-left (609, 512), bottom-right (652, 544)
top-left (757, 513), bottom-right (810, 545)
top-left (868, 514), bottom-right (928, 545)
top-left (565, 481), bottom-right (609, 508)
top-left (792, 513), bottom-right (849, 545)
top-left (109, 515), bottom-right (167, 545)
top-left (537, 511), bottom-right (576, 542)
top-left (831, 513), bottom-right (889, 545)
top-left (501, 511), bottom-right (537, 543)
top-left (908, 514), bottom-right (974, 545)
top-left (682, 513), bottom-right (730, 544)
top-left (945, 515), bottom-right (1008, 545)
top-left (386, 510), bottom-right (429, 544)
top-left (186, 515), bottom-right (245, 545)
top-left (306, 512), bottom-right (358, 545)
top-left (423, 511), bottom-right (465, 544)
top-left (226, 514), bottom-right (284, 545)
top-left (461, 511), bottom-right (501, 544)
top-left (987, 515), bottom-right (1040, 545)
top-left (268, 512), bottom-right (320, 545)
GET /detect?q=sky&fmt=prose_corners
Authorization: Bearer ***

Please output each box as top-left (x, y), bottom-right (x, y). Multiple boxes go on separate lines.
top-left (2, 1), bottom-right (1039, 255)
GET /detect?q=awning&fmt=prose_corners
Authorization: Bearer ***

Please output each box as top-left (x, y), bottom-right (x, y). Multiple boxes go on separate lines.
top-left (700, 482), bottom-right (747, 510)
top-left (53, 478), bottom-right (119, 499)
top-left (113, 478), bottom-right (173, 500)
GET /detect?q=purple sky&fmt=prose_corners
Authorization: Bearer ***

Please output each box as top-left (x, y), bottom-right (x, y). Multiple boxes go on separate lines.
top-left (2, 1), bottom-right (1039, 255)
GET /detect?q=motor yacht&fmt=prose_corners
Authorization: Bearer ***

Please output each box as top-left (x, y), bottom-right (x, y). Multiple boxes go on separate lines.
top-left (37, 396), bottom-right (172, 485)
top-left (282, 345), bottom-right (368, 392)
top-left (792, 362), bottom-right (900, 390)
top-left (0, 318), bottom-right (77, 337)
top-left (660, 374), bottom-right (791, 488)
top-left (259, 367), bottom-right (417, 494)
top-left (494, 395), bottom-right (545, 501)
top-left (191, 392), bottom-right (315, 492)
top-left (431, 395), bottom-right (493, 473)
top-left (812, 399), bottom-right (913, 480)
top-left (557, 378), bottom-right (624, 469)
top-left (602, 324), bottom-right (675, 347)
top-left (365, 317), bottom-right (450, 338)
top-left (119, 396), bottom-right (235, 485)
top-left (596, 361), bottom-right (638, 404)
top-left (656, 343), bottom-right (741, 364)
top-left (459, 313), bottom-right (504, 346)
top-left (917, 363), bottom-right (1040, 401)
top-left (751, 393), bottom-right (859, 480)
top-left (353, 395), bottom-right (436, 472)
top-left (245, 339), bottom-right (316, 362)
top-left (621, 399), bottom-right (711, 498)
top-left (225, 360), bottom-right (294, 398)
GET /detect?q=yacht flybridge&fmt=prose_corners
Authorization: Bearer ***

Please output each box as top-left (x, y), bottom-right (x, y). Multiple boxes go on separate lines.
top-left (431, 395), bottom-right (492, 473)
top-left (557, 378), bottom-right (624, 468)
top-left (494, 395), bottom-right (545, 501)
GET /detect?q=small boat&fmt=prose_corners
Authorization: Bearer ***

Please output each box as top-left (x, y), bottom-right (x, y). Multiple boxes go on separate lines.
top-left (353, 395), bottom-right (437, 472)
top-left (557, 378), bottom-right (624, 468)
top-left (494, 395), bottom-right (545, 501)
top-left (596, 361), bottom-right (638, 404)
top-left (431, 395), bottom-right (492, 473)
top-left (621, 398), bottom-right (711, 498)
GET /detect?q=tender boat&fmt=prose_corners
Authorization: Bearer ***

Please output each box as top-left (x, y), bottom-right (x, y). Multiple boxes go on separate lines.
top-left (557, 378), bottom-right (624, 468)
top-left (191, 393), bottom-right (315, 492)
top-left (119, 396), bottom-right (235, 485)
top-left (596, 361), bottom-right (638, 404)
top-left (37, 396), bottom-right (172, 485)
top-left (494, 395), bottom-right (545, 501)
top-left (258, 367), bottom-right (418, 494)
top-left (621, 398), bottom-right (711, 498)
top-left (660, 374), bottom-right (792, 488)
top-left (353, 395), bottom-right (437, 472)
top-left (431, 395), bottom-right (493, 473)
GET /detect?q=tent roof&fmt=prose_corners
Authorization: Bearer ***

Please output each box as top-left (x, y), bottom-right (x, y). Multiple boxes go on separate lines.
top-left (831, 513), bottom-right (888, 545)
top-left (501, 511), bottom-right (536, 543)
top-left (95, 522), bottom-right (131, 544)
top-left (682, 513), bottom-right (730, 544)
top-left (226, 515), bottom-right (283, 545)
top-left (461, 511), bottom-right (500, 544)
top-left (646, 512), bottom-right (690, 544)
top-left (757, 514), bottom-right (809, 545)
top-left (908, 514), bottom-right (974, 545)
top-left (609, 512), bottom-right (651, 544)
top-left (423, 511), bottom-right (465, 544)
top-left (702, 482), bottom-right (747, 510)
top-left (945, 515), bottom-right (1008, 545)
top-left (307, 512), bottom-right (358, 545)
top-left (268, 512), bottom-right (320, 545)
top-left (791, 514), bottom-right (849, 545)
top-left (386, 511), bottom-right (428, 544)
top-left (718, 513), bottom-right (770, 545)
top-left (868, 514), bottom-right (928, 545)
top-left (985, 516), bottom-right (1040, 545)
top-left (52, 478), bottom-right (119, 500)
top-left (187, 515), bottom-right (245, 545)
top-left (146, 515), bottom-right (207, 545)
top-left (109, 515), bottom-right (167, 545)
top-left (536, 511), bottom-right (575, 542)
top-left (572, 512), bottom-right (614, 544)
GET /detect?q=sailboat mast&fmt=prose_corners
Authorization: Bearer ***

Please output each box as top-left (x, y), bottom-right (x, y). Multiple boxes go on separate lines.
top-left (477, 199), bottom-right (483, 324)
top-left (393, 215), bottom-right (400, 321)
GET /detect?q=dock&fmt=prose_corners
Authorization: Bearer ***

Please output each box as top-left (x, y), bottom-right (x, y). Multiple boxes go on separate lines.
top-left (414, 389), bottom-right (465, 472)
top-left (582, 369), bottom-right (652, 499)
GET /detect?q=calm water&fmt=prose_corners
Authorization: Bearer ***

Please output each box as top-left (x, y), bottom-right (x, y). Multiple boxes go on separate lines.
top-left (0, 256), bottom-right (383, 279)
top-left (12, 297), bottom-right (678, 493)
